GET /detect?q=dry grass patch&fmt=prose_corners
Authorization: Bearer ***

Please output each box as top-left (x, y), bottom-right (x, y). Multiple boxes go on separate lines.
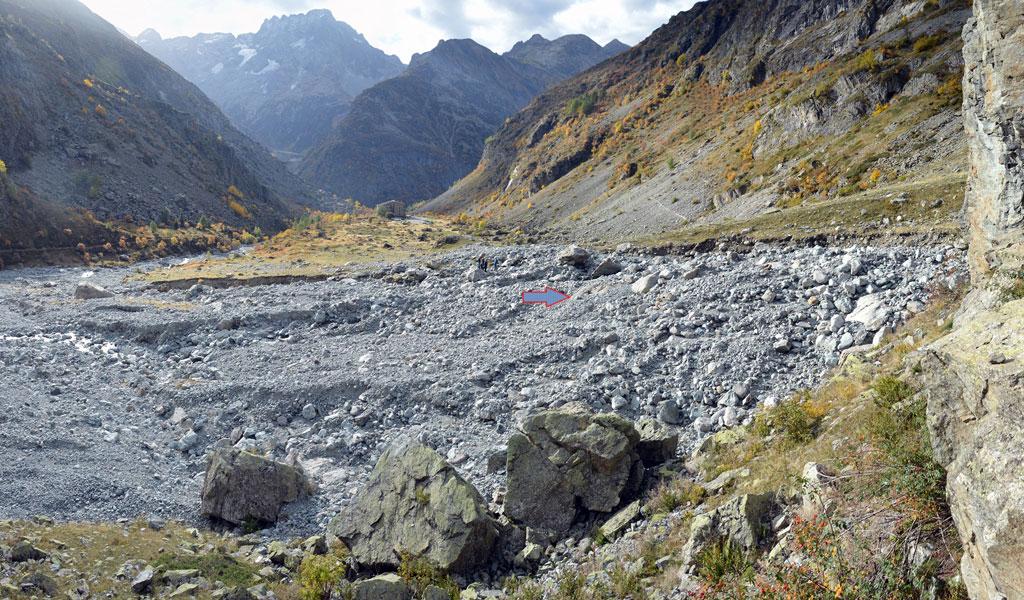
top-left (138, 212), bottom-right (475, 285)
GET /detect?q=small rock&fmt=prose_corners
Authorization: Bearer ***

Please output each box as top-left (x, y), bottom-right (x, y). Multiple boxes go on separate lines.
top-left (10, 541), bottom-right (48, 562)
top-left (131, 568), bottom-right (155, 594)
top-left (74, 283), bottom-right (114, 300)
top-left (557, 245), bottom-right (590, 267)
top-left (591, 257), bottom-right (623, 277)
top-left (658, 400), bottom-right (682, 425)
top-left (352, 573), bottom-right (413, 600)
top-left (465, 267), bottom-right (488, 282)
top-left (20, 573), bottom-right (58, 597)
top-left (632, 274), bottom-right (659, 294)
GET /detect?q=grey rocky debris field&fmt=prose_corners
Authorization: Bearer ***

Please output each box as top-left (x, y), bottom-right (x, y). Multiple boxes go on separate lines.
top-left (0, 242), bottom-right (964, 537)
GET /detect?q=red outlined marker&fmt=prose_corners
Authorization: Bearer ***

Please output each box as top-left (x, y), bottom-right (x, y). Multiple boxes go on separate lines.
top-left (522, 287), bottom-right (571, 308)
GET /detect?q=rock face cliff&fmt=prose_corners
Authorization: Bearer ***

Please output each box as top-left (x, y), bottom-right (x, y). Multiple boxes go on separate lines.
top-left (137, 10), bottom-right (404, 157)
top-left (297, 35), bottom-right (627, 206)
top-left (0, 0), bottom-right (312, 253)
top-left (923, 1), bottom-right (1024, 599)
top-left (961, 0), bottom-right (1024, 278)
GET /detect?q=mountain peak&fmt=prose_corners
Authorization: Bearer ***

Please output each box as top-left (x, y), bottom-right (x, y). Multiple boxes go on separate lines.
top-left (137, 9), bottom-right (404, 154)
top-left (605, 39), bottom-right (629, 52)
top-left (410, 38), bottom-right (493, 68)
top-left (256, 8), bottom-right (360, 39)
top-left (135, 28), bottom-right (162, 44)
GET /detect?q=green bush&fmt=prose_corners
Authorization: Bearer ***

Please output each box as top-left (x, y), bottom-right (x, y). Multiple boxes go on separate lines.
top-left (73, 171), bottom-right (103, 200)
top-left (554, 570), bottom-right (587, 600)
top-left (912, 33), bottom-right (943, 54)
top-left (397, 553), bottom-right (459, 600)
top-left (504, 576), bottom-right (544, 600)
top-left (297, 554), bottom-right (348, 600)
top-left (852, 49), bottom-right (881, 73)
top-left (752, 393), bottom-right (825, 445)
top-left (565, 91), bottom-right (601, 117)
top-left (872, 376), bottom-right (914, 408)
top-left (646, 479), bottom-right (706, 513)
top-left (696, 539), bottom-right (754, 584)
top-left (868, 379), bottom-right (947, 509)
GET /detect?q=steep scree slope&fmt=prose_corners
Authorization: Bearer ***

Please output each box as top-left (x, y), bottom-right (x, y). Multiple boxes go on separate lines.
top-left (137, 10), bottom-right (404, 157)
top-left (297, 35), bottom-right (627, 206)
top-left (0, 0), bottom-right (312, 254)
top-left (427, 0), bottom-right (970, 243)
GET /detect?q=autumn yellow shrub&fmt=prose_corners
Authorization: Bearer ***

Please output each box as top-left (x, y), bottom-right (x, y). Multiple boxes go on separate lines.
top-left (228, 198), bottom-right (251, 219)
top-left (0, 159), bottom-right (7, 175)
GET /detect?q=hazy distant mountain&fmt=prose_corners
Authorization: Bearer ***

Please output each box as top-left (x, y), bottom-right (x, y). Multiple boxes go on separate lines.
top-left (137, 10), bottom-right (404, 157)
top-left (298, 34), bottom-right (628, 206)
top-left (0, 0), bottom-right (312, 250)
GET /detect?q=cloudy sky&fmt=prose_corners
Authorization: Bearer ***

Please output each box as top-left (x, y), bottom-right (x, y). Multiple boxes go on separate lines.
top-left (81, 0), bottom-right (699, 62)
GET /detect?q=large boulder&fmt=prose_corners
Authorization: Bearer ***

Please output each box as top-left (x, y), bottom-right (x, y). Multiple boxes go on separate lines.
top-left (921, 300), bottom-right (1024, 600)
top-left (329, 439), bottom-right (498, 574)
top-left (200, 449), bottom-right (314, 525)
top-left (680, 493), bottom-right (777, 566)
top-left (504, 404), bottom-right (643, 534)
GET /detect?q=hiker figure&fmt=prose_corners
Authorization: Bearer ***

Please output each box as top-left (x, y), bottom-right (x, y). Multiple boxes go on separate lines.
top-left (477, 255), bottom-right (488, 272)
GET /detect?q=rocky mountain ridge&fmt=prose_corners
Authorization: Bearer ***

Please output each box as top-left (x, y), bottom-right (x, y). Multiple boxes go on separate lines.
top-left (427, 0), bottom-right (969, 244)
top-left (136, 10), bottom-right (404, 157)
top-left (0, 0), bottom-right (313, 259)
top-left (297, 34), bottom-right (628, 206)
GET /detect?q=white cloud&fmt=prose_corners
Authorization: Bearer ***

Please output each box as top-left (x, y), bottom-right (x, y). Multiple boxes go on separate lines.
top-left (80, 0), bottom-right (699, 62)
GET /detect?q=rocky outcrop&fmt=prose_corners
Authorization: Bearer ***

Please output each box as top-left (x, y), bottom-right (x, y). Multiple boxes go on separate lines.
top-left (922, 3), bottom-right (1024, 598)
top-left (328, 438), bottom-right (499, 574)
top-left (922, 301), bottom-right (1024, 600)
top-left (962, 0), bottom-right (1024, 278)
top-left (504, 404), bottom-right (644, 534)
top-left (200, 449), bottom-right (314, 525)
top-left (680, 493), bottom-right (778, 567)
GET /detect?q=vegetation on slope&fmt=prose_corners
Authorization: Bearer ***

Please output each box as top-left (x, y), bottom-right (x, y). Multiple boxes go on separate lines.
top-left (428, 0), bottom-right (970, 244)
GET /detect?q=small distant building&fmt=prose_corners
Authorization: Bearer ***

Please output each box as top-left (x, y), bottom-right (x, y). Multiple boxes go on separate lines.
top-left (376, 200), bottom-right (407, 219)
